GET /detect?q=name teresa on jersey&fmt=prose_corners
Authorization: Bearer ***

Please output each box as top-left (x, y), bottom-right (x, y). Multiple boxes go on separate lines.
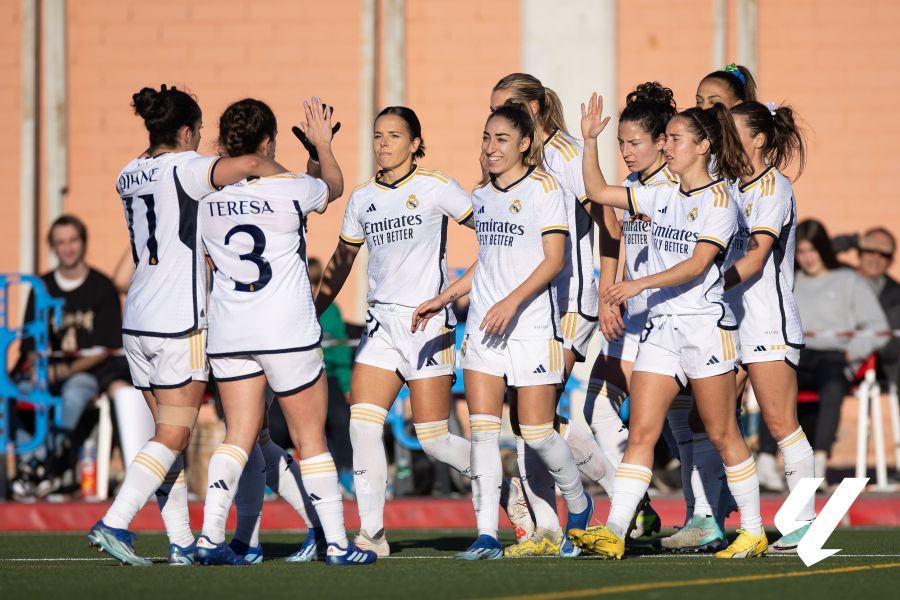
top-left (364, 214), bottom-right (423, 246)
top-left (206, 200), bottom-right (274, 217)
top-left (476, 218), bottom-right (526, 247)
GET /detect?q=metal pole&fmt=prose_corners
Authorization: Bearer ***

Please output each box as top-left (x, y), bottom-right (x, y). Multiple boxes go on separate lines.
top-left (383, 0), bottom-right (405, 106)
top-left (20, 0), bottom-right (39, 279)
top-left (712, 0), bottom-right (727, 68)
top-left (736, 0), bottom-right (758, 74)
top-left (42, 0), bottom-right (68, 265)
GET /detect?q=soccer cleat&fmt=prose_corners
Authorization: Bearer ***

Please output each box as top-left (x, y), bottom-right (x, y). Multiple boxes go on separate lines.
top-left (228, 539), bottom-right (263, 564)
top-left (325, 541), bottom-right (377, 566)
top-left (503, 527), bottom-right (562, 558)
top-left (456, 535), bottom-right (504, 560)
top-left (503, 477), bottom-right (535, 543)
top-left (168, 541), bottom-right (196, 565)
top-left (769, 522), bottom-right (812, 554)
top-left (630, 502), bottom-right (662, 539)
top-left (195, 535), bottom-right (251, 566)
top-left (714, 529), bottom-right (768, 559)
top-left (659, 515), bottom-right (725, 553)
top-left (287, 527), bottom-right (327, 562)
top-left (561, 493), bottom-right (594, 558)
top-left (87, 520), bottom-right (152, 567)
top-left (353, 528), bottom-right (390, 558)
top-left (569, 525), bottom-right (625, 560)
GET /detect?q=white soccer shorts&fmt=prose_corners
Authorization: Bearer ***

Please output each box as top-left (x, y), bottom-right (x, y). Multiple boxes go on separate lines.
top-left (123, 330), bottom-right (208, 391)
top-left (210, 348), bottom-right (324, 396)
top-left (458, 332), bottom-right (564, 388)
top-left (560, 312), bottom-right (597, 362)
top-left (355, 304), bottom-right (456, 382)
top-left (740, 343), bottom-right (801, 369)
top-left (633, 314), bottom-right (741, 386)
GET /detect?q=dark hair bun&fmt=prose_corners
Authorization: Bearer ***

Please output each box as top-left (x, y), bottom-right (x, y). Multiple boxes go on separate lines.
top-left (626, 82), bottom-right (675, 108)
top-left (132, 87), bottom-right (161, 120)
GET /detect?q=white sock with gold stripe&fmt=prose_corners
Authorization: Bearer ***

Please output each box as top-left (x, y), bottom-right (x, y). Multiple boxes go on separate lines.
top-left (300, 452), bottom-right (348, 547)
top-left (521, 422), bottom-right (587, 514)
top-left (606, 463), bottom-right (652, 539)
top-left (560, 418), bottom-right (616, 496)
top-left (349, 403), bottom-right (389, 536)
top-left (778, 427), bottom-right (815, 521)
top-left (201, 444), bottom-right (249, 544)
top-left (233, 444), bottom-right (266, 548)
top-left (516, 435), bottom-right (560, 532)
top-left (586, 379), bottom-right (629, 468)
top-left (724, 456), bottom-right (763, 535)
top-left (470, 414), bottom-right (502, 538)
top-left (155, 455), bottom-right (194, 547)
top-left (414, 420), bottom-right (472, 476)
top-left (104, 441), bottom-right (176, 530)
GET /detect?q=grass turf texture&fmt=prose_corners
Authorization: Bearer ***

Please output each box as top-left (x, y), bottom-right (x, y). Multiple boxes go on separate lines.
top-left (1, 529), bottom-right (898, 600)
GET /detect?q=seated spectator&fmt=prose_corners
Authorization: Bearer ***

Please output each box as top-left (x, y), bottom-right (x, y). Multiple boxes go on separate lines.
top-left (10, 215), bottom-right (144, 499)
top-left (793, 219), bottom-right (888, 485)
top-left (857, 227), bottom-right (900, 387)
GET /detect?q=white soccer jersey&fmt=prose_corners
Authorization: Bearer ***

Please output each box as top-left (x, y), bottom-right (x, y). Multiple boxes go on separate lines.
top-left (621, 162), bottom-right (679, 329)
top-left (199, 172), bottom-right (329, 355)
top-left (339, 165), bottom-right (473, 324)
top-left (116, 151), bottom-right (220, 337)
top-left (542, 129), bottom-right (599, 320)
top-left (626, 179), bottom-right (737, 326)
top-left (728, 167), bottom-right (803, 347)
top-left (468, 166), bottom-right (569, 340)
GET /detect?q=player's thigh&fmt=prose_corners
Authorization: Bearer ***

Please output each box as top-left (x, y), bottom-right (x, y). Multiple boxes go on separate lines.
top-left (463, 369), bottom-right (506, 418)
top-left (747, 360), bottom-right (799, 440)
top-left (628, 371), bottom-right (680, 448)
top-left (217, 374), bottom-right (268, 454)
top-left (515, 384), bottom-right (559, 426)
top-left (349, 363), bottom-right (404, 411)
top-left (408, 375), bottom-right (454, 423)
top-left (277, 372), bottom-right (330, 459)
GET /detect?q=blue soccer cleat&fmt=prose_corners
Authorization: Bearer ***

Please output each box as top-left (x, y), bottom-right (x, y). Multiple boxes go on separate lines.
top-left (324, 541), bottom-right (377, 566)
top-left (455, 534), bottom-right (503, 561)
top-left (770, 521), bottom-right (812, 554)
top-left (87, 520), bottom-right (152, 567)
top-left (286, 527), bottom-right (327, 563)
top-left (168, 541), bottom-right (196, 566)
top-left (229, 539), bottom-right (263, 564)
top-left (561, 493), bottom-right (594, 557)
top-left (194, 535), bottom-right (251, 566)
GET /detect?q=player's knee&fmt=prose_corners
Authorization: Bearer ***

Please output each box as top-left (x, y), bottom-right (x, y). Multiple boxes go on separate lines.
top-left (154, 425), bottom-right (190, 453)
top-left (349, 403), bottom-right (387, 443)
top-left (703, 421), bottom-right (738, 453)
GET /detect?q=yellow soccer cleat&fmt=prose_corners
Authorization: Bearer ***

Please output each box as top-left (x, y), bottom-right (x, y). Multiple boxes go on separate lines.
top-left (714, 529), bottom-right (768, 559)
top-left (504, 527), bottom-right (562, 558)
top-left (569, 525), bottom-right (624, 560)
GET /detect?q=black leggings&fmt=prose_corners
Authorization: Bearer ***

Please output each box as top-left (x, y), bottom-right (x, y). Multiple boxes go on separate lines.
top-left (797, 349), bottom-right (852, 455)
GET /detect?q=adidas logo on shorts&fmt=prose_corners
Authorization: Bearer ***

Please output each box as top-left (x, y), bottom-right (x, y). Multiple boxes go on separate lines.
top-left (706, 356), bottom-right (720, 365)
top-left (209, 479), bottom-right (229, 491)
top-left (754, 345), bottom-right (767, 352)
top-left (366, 203), bottom-right (377, 213)
top-left (426, 356), bottom-right (439, 367)
top-left (533, 364), bottom-right (547, 373)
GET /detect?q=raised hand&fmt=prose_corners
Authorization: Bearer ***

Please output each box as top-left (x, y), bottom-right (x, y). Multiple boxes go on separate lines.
top-left (292, 98), bottom-right (341, 161)
top-left (581, 92), bottom-right (611, 140)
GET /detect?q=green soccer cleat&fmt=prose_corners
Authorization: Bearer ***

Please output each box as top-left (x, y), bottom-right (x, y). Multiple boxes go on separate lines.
top-left (659, 515), bottom-right (726, 553)
top-left (769, 521), bottom-right (812, 554)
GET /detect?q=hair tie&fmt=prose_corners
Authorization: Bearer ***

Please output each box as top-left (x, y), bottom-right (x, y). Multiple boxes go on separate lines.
top-left (724, 64), bottom-right (746, 85)
top-left (765, 101), bottom-right (777, 116)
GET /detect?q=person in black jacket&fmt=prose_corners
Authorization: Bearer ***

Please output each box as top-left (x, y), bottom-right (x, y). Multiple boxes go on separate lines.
top-left (857, 227), bottom-right (900, 387)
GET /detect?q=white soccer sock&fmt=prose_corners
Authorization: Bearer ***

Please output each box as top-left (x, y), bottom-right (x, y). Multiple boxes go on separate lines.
top-left (522, 423), bottom-right (588, 515)
top-left (258, 430), bottom-right (313, 529)
top-left (667, 396), bottom-right (695, 524)
top-left (516, 435), bottom-right (560, 532)
top-left (560, 418), bottom-right (616, 496)
top-left (586, 379), bottom-right (628, 467)
top-left (155, 455), bottom-right (193, 548)
top-left (470, 414), bottom-right (502, 539)
top-left (349, 403), bottom-right (389, 536)
top-left (690, 435), bottom-right (723, 518)
top-left (233, 444), bottom-right (266, 547)
top-left (111, 386), bottom-right (155, 468)
top-left (778, 427), bottom-right (816, 522)
top-left (724, 456), bottom-right (763, 535)
top-left (300, 453), bottom-right (348, 547)
top-left (414, 420), bottom-right (472, 477)
top-left (606, 463), bottom-right (652, 539)
top-left (104, 441), bottom-right (176, 530)
top-left (201, 444), bottom-right (249, 544)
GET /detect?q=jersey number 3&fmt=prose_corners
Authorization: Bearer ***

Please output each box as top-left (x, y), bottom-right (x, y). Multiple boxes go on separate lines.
top-left (225, 224), bottom-right (272, 293)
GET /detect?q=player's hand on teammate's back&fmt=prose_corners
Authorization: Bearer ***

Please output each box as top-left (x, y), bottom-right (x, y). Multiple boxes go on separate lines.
top-left (292, 98), bottom-right (341, 161)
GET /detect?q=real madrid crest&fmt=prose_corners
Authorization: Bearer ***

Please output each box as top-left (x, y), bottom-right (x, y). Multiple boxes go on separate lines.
top-left (688, 207), bottom-right (698, 222)
top-left (744, 203), bottom-right (753, 218)
top-left (509, 199), bottom-right (522, 214)
top-left (460, 339), bottom-right (468, 357)
top-left (406, 194), bottom-right (419, 210)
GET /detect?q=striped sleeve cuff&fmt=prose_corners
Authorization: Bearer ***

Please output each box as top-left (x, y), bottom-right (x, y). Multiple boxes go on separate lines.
top-left (540, 225), bottom-right (569, 236)
top-left (697, 236), bottom-right (727, 251)
top-left (208, 157), bottom-right (223, 191)
top-left (751, 226), bottom-right (779, 240)
top-left (339, 233), bottom-right (364, 247)
top-left (578, 194), bottom-right (590, 207)
top-left (626, 187), bottom-right (638, 216)
top-left (456, 206), bottom-right (474, 225)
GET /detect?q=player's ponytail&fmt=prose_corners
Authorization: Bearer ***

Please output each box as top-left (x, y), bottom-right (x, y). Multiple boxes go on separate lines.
top-left (679, 104), bottom-right (752, 181)
top-left (487, 101), bottom-right (544, 168)
top-left (376, 106), bottom-right (426, 159)
top-left (701, 64), bottom-right (758, 104)
top-left (731, 101), bottom-right (806, 180)
top-left (494, 73), bottom-right (569, 136)
top-left (620, 81), bottom-right (677, 140)
top-left (131, 84), bottom-right (202, 150)
top-left (217, 98), bottom-right (277, 158)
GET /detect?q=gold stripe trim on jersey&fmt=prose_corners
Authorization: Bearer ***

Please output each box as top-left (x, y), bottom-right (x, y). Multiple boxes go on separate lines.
top-left (455, 206), bottom-right (474, 223)
top-left (752, 226), bottom-right (779, 237)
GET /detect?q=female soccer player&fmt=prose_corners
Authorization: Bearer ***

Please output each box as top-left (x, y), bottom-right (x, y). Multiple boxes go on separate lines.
top-left (315, 106), bottom-right (531, 557)
top-left (413, 102), bottom-right (592, 560)
top-left (696, 64), bottom-right (757, 109)
top-left (195, 97), bottom-right (375, 566)
top-left (723, 100), bottom-right (814, 552)
top-left (489, 74), bottom-right (620, 556)
top-left (571, 93), bottom-right (767, 559)
top-left (88, 85), bottom-right (283, 566)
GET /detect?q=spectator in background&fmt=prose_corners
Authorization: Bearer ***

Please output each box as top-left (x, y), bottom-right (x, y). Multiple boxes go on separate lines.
top-left (793, 219), bottom-right (888, 486)
top-left (308, 257), bottom-right (354, 494)
top-left (856, 227), bottom-right (900, 387)
top-left (11, 215), bottom-right (145, 499)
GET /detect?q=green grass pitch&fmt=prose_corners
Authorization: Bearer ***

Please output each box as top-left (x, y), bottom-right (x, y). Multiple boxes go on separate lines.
top-left (1, 529), bottom-right (898, 600)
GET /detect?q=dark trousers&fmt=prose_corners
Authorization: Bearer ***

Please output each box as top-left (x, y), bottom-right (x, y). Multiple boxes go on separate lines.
top-left (797, 349), bottom-right (851, 455)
